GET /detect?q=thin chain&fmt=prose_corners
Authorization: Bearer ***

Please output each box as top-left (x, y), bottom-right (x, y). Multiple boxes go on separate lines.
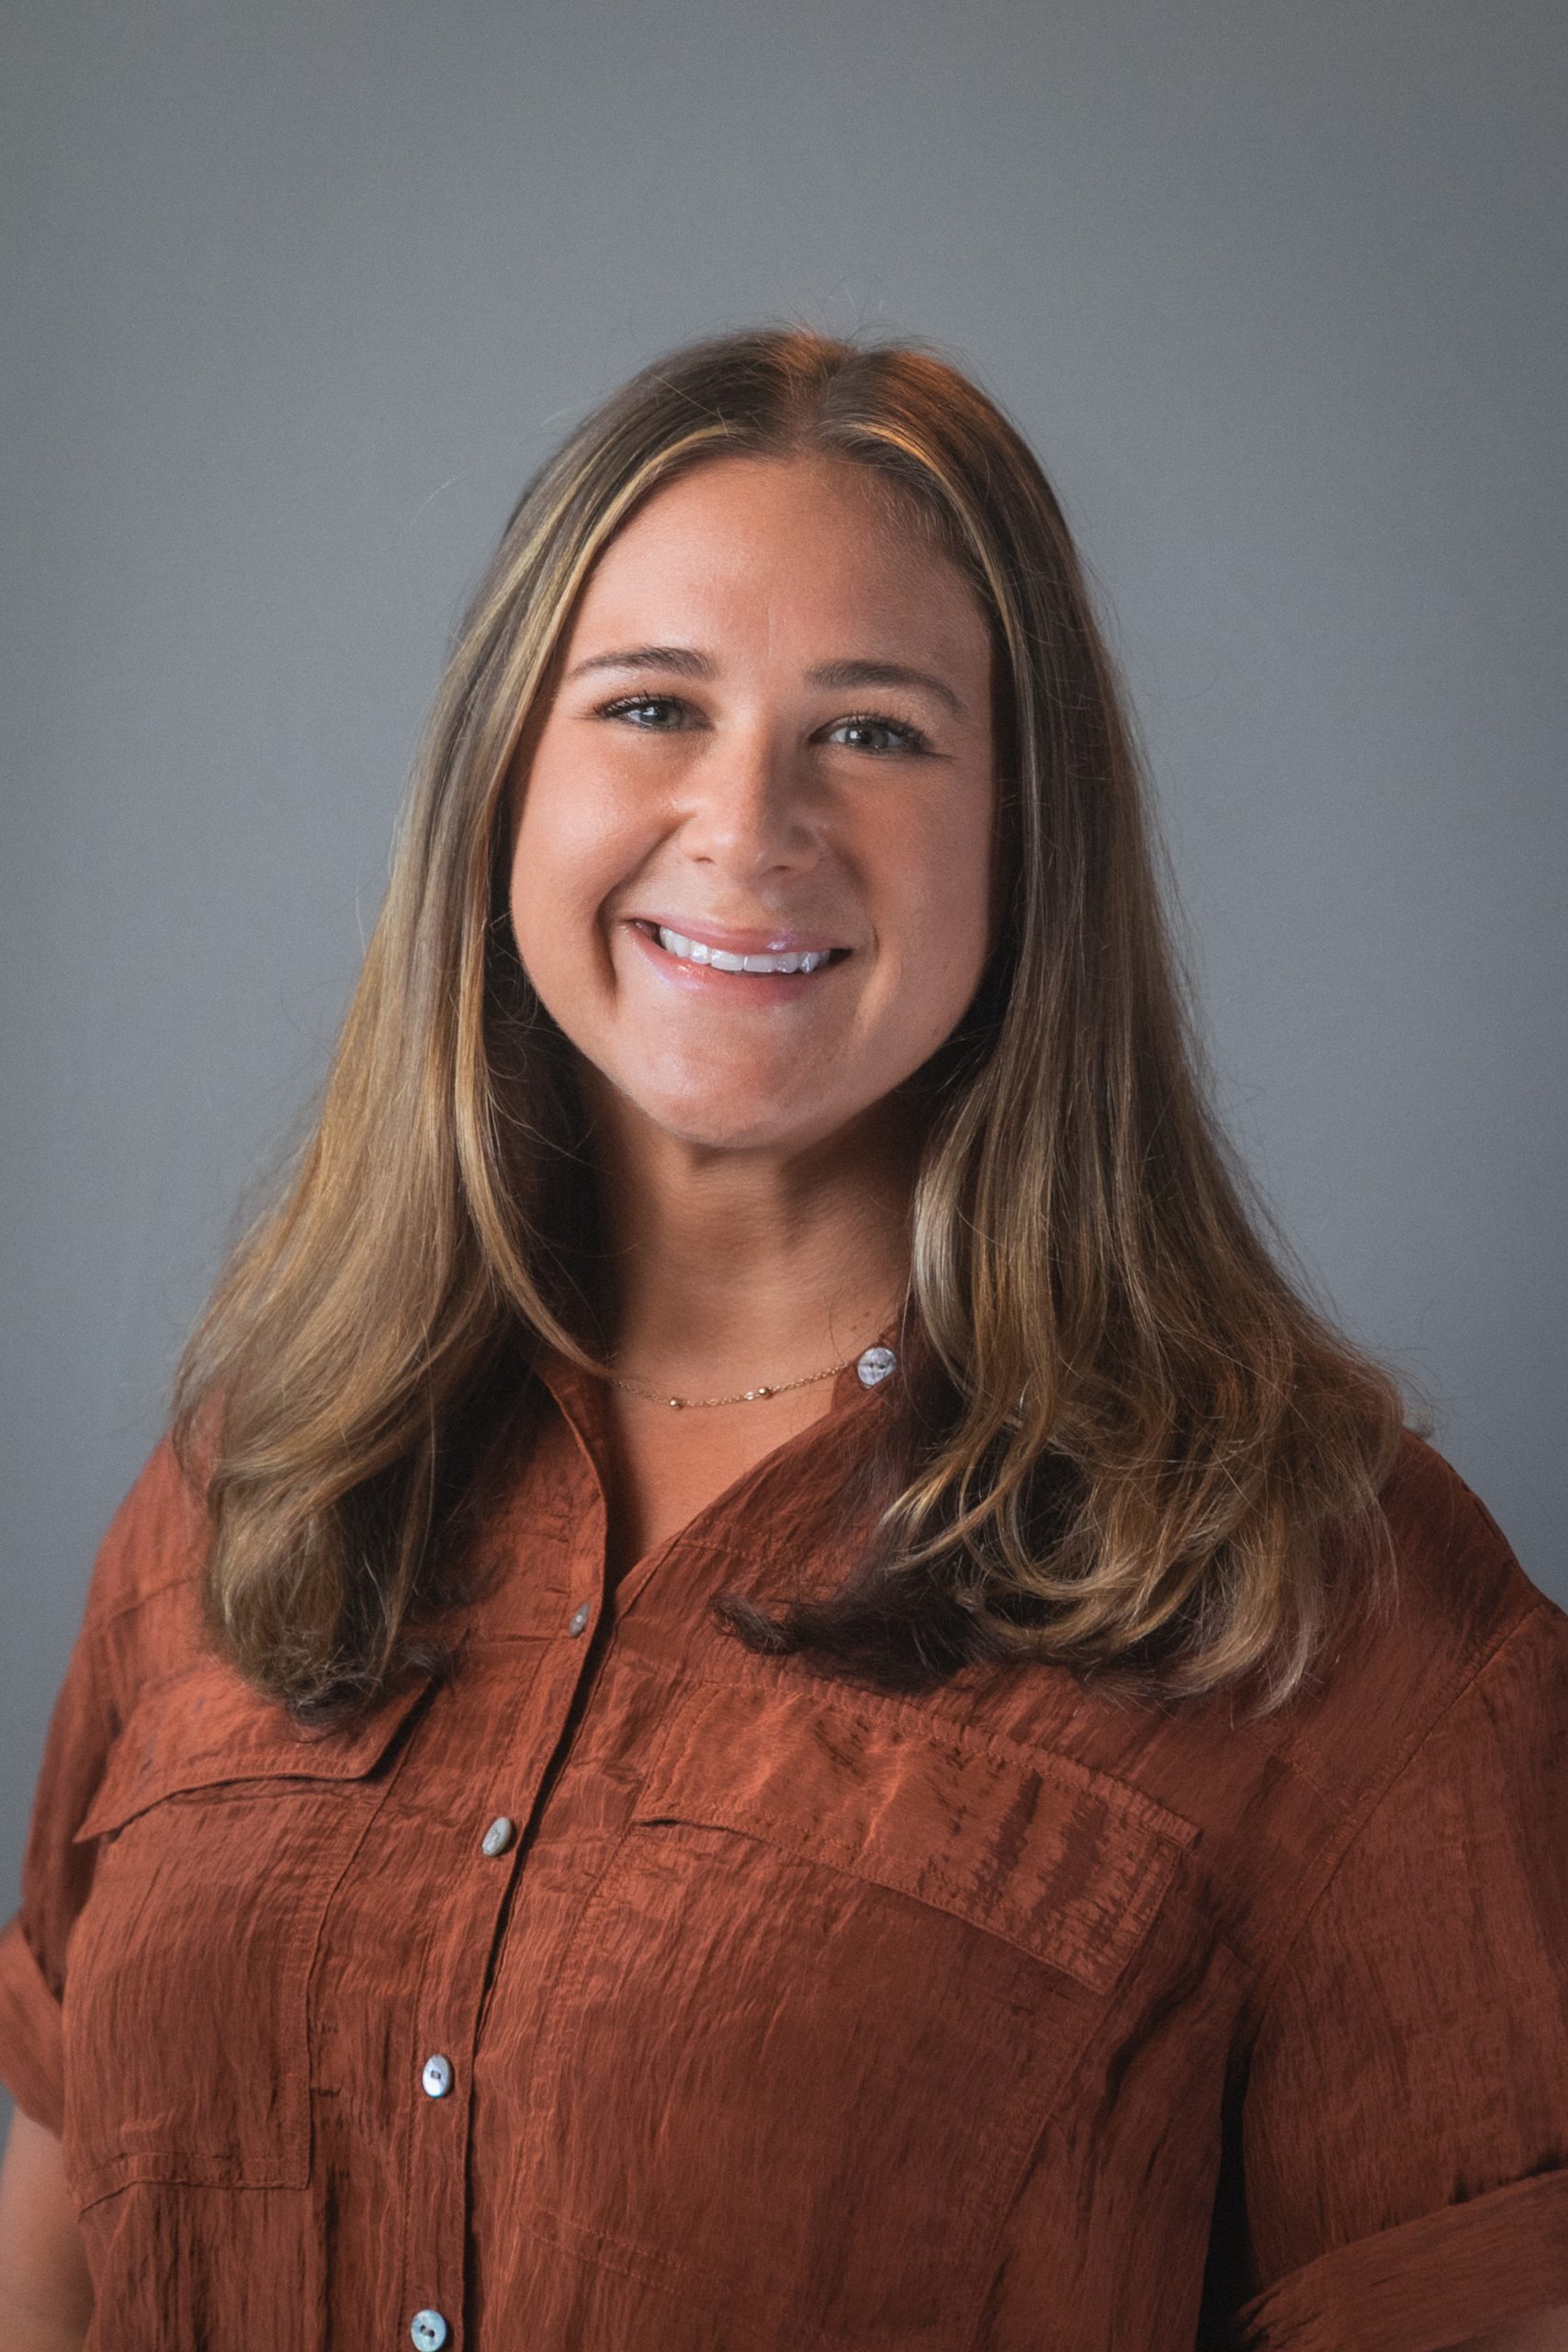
top-left (604, 1351), bottom-right (863, 1410)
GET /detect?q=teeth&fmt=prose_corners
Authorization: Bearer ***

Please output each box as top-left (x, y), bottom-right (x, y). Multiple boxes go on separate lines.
top-left (655, 926), bottom-right (834, 976)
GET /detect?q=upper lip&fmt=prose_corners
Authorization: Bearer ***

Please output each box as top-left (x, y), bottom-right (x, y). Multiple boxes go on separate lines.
top-left (626, 915), bottom-right (851, 956)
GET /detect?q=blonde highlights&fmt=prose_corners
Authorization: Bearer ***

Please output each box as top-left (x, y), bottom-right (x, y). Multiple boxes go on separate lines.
top-left (174, 324), bottom-right (1417, 1720)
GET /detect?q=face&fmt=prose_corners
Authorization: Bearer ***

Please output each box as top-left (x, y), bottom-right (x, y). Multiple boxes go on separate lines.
top-left (507, 453), bottom-right (996, 1161)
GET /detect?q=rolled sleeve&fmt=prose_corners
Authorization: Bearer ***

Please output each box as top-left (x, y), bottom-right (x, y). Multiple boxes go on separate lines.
top-left (0, 1915), bottom-right (66, 2133)
top-left (1235, 1600), bottom-right (1568, 2349)
top-left (0, 1445), bottom-right (187, 2140)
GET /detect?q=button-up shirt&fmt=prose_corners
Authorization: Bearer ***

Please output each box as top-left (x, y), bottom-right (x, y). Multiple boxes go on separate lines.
top-left (2, 1337), bottom-right (1566, 2349)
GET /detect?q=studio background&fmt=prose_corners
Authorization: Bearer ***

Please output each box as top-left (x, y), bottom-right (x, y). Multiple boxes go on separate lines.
top-left (4, 0), bottom-right (1563, 2137)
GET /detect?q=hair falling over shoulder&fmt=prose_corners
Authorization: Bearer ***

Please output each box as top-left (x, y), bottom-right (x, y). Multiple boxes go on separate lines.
top-left (172, 322), bottom-right (1422, 1724)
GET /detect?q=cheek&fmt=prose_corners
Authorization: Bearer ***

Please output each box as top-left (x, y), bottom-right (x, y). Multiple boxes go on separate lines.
top-left (506, 824), bottom-right (558, 983)
top-left (509, 771), bottom-right (631, 970)
top-left (886, 793), bottom-right (994, 1006)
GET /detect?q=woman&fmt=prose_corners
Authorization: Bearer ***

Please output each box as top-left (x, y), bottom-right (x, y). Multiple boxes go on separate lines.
top-left (1, 325), bottom-right (1563, 2351)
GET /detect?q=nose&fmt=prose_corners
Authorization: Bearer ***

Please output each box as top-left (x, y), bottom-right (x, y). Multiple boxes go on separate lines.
top-left (674, 723), bottom-right (822, 881)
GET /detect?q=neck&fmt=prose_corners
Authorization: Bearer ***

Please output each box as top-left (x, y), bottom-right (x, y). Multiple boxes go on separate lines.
top-left (579, 1082), bottom-right (919, 1392)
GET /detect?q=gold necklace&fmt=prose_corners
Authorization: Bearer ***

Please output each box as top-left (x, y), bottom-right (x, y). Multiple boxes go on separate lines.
top-left (605, 1352), bottom-right (859, 1410)
top-left (605, 1340), bottom-right (898, 1410)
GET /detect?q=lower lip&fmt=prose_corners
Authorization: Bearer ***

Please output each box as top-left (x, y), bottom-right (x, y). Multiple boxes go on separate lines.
top-left (623, 922), bottom-right (850, 1007)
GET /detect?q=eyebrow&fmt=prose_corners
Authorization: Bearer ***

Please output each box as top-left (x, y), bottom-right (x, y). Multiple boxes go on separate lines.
top-left (565, 644), bottom-right (966, 718)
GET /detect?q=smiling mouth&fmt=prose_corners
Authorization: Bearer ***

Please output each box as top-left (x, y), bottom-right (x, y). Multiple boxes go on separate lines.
top-left (632, 922), bottom-right (852, 977)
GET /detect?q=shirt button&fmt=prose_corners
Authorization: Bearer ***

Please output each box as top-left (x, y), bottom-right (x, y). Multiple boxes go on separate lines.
top-left (856, 1345), bottom-right (897, 1387)
top-left (410, 2312), bottom-right (449, 2351)
top-left (421, 2053), bottom-right (454, 2099)
top-left (479, 1815), bottom-right (515, 1858)
top-left (567, 1600), bottom-right (592, 1636)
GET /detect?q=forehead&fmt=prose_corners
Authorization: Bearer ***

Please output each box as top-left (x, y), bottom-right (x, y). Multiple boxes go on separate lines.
top-left (567, 453), bottom-right (989, 664)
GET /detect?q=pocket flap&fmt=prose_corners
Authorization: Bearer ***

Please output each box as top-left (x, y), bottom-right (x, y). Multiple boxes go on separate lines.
top-left (74, 1657), bottom-right (433, 1842)
top-left (635, 1677), bottom-right (1197, 1995)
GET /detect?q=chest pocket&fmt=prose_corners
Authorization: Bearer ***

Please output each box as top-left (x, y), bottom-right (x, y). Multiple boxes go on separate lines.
top-left (62, 1657), bottom-right (430, 2210)
top-left (523, 1672), bottom-right (1198, 2349)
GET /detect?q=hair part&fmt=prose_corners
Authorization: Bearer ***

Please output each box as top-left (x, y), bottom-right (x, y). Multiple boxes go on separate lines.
top-left (173, 321), bottom-right (1423, 1723)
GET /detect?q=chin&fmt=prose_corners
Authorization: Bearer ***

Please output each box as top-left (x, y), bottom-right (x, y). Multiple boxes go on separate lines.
top-left (636, 1091), bottom-right (846, 1157)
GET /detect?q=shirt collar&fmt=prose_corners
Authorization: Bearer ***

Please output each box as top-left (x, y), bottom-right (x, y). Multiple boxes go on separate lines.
top-left (513, 1305), bottom-right (928, 1624)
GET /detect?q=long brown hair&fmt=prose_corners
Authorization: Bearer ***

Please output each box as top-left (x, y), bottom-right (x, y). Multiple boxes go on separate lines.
top-left (173, 322), bottom-right (1421, 1722)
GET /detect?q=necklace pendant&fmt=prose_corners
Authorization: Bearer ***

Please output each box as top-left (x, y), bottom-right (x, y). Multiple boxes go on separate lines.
top-left (668, 1397), bottom-right (683, 1409)
top-left (755, 1385), bottom-right (773, 1398)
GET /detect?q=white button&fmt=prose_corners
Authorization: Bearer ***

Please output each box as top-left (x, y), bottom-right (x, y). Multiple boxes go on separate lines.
top-left (856, 1346), bottom-right (897, 1387)
top-left (410, 2312), bottom-right (449, 2351)
top-left (568, 1600), bottom-right (592, 1635)
top-left (421, 2053), bottom-right (454, 2098)
top-left (479, 1815), bottom-right (514, 1857)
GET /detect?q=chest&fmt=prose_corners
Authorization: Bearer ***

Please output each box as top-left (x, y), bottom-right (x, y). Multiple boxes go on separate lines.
top-left (60, 1633), bottom-right (1229, 2350)
top-left (599, 1385), bottom-right (839, 1580)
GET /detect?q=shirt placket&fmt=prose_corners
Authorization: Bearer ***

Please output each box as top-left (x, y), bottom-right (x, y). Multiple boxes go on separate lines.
top-left (395, 1491), bottom-right (607, 2350)
top-left (389, 1332), bottom-right (898, 2350)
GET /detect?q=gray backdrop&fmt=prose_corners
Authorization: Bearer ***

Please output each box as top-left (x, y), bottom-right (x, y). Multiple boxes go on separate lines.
top-left (4, 0), bottom-right (1564, 2117)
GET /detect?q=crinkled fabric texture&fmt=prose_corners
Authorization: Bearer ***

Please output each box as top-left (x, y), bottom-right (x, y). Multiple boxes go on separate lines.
top-left (2, 1340), bottom-right (1566, 2351)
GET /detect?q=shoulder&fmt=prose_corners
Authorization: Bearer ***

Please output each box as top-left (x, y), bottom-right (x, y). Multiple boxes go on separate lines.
top-left (1374, 1422), bottom-right (1548, 1652)
top-left (1243, 1427), bottom-right (1566, 1889)
top-left (79, 1436), bottom-right (215, 1729)
top-left (955, 1426), bottom-right (1564, 1975)
top-left (1224, 1428), bottom-right (1564, 1995)
top-left (1283, 1426), bottom-right (1563, 1804)
top-left (983, 1424), bottom-right (1559, 1794)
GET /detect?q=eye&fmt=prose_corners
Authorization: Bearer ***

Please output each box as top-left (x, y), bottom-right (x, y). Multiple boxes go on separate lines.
top-left (597, 694), bottom-right (691, 730)
top-left (825, 711), bottom-right (935, 756)
top-left (592, 695), bottom-right (934, 755)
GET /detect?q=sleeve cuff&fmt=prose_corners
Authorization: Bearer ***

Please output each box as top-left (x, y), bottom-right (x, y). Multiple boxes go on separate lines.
top-left (1235, 2167), bottom-right (1568, 2350)
top-left (0, 1912), bottom-right (64, 2136)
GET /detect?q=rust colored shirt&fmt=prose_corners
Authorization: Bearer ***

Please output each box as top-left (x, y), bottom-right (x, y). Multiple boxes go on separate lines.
top-left (3, 1337), bottom-right (1567, 2351)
